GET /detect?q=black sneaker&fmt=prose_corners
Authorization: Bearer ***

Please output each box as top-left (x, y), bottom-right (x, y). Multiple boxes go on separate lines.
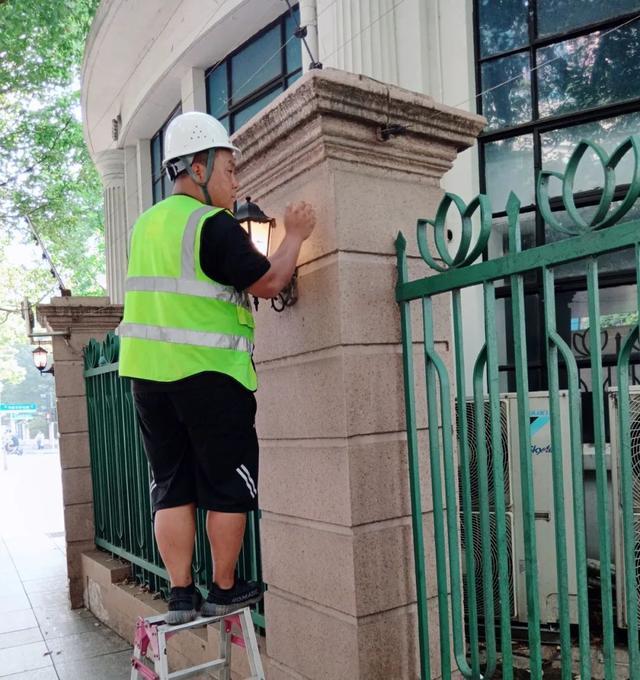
top-left (165, 583), bottom-right (202, 625)
top-left (201, 579), bottom-right (263, 617)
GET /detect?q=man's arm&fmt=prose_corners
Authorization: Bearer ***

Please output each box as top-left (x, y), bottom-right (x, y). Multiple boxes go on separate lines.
top-left (248, 201), bottom-right (315, 299)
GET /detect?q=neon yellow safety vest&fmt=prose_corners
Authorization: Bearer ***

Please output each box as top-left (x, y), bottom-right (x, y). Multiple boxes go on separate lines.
top-left (118, 194), bottom-right (257, 390)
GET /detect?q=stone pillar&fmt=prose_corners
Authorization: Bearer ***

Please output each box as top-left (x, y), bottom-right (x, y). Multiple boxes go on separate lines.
top-left (95, 149), bottom-right (127, 304)
top-left (232, 69), bottom-right (484, 679)
top-left (37, 297), bottom-right (123, 608)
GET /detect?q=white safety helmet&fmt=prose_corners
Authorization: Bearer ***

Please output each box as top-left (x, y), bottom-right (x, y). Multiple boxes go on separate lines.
top-left (162, 111), bottom-right (239, 177)
top-left (162, 111), bottom-right (239, 203)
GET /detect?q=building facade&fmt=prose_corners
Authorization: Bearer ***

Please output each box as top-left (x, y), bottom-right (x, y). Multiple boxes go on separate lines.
top-left (77, 1), bottom-right (640, 677)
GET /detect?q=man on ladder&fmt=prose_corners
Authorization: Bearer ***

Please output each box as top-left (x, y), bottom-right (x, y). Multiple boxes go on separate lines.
top-left (118, 111), bottom-right (315, 625)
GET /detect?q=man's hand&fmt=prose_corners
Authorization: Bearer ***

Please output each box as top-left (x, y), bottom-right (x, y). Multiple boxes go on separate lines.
top-left (247, 201), bottom-right (316, 299)
top-left (284, 201), bottom-right (315, 242)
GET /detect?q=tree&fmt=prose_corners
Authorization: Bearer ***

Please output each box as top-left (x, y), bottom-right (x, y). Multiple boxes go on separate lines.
top-left (0, 0), bottom-right (103, 378)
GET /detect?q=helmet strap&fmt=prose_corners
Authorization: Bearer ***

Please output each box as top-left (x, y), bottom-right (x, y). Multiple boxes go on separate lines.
top-left (182, 148), bottom-right (216, 205)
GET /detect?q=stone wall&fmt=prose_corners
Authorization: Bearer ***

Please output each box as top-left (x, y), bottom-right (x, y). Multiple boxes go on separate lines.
top-left (233, 68), bottom-right (484, 679)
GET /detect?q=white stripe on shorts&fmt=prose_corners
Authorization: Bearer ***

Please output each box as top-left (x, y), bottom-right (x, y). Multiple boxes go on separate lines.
top-left (236, 467), bottom-right (256, 498)
top-left (239, 464), bottom-right (257, 496)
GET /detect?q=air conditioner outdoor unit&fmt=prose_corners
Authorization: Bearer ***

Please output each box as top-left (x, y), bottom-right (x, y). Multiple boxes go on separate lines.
top-left (607, 386), bottom-right (640, 629)
top-left (458, 392), bottom-right (578, 627)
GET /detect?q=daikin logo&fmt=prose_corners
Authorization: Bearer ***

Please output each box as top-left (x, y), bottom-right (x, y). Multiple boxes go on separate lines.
top-left (530, 410), bottom-right (551, 456)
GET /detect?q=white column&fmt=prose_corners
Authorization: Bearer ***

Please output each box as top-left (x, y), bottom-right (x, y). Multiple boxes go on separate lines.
top-left (124, 145), bottom-right (140, 259)
top-left (317, 0), bottom-right (399, 85)
top-left (136, 139), bottom-right (153, 214)
top-left (181, 67), bottom-right (207, 113)
top-left (94, 149), bottom-right (127, 304)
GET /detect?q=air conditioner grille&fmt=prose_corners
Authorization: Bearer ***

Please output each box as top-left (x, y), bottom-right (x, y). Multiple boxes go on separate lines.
top-left (629, 396), bottom-right (640, 509)
top-left (461, 511), bottom-right (515, 620)
top-left (457, 400), bottom-right (510, 509)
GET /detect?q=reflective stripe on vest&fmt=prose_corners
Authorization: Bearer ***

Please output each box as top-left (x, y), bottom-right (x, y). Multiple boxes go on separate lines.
top-left (125, 276), bottom-right (243, 304)
top-left (119, 322), bottom-right (253, 353)
top-left (181, 205), bottom-right (212, 278)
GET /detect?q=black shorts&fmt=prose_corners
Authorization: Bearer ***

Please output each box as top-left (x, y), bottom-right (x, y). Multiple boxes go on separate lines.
top-left (132, 372), bottom-right (259, 514)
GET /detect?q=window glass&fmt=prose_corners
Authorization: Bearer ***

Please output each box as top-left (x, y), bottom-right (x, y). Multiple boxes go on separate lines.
top-left (287, 71), bottom-right (302, 88)
top-left (537, 0), bottom-right (640, 37)
top-left (206, 7), bottom-right (301, 136)
top-left (477, 0), bottom-right (529, 58)
top-left (544, 202), bottom-right (640, 278)
top-left (537, 21), bottom-right (640, 118)
top-left (488, 210), bottom-right (537, 260)
top-left (151, 135), bottom-right (162, 181)
top-left (540, 112), bottom-right (640, 195)
top-left (484, 134), bottom-right (535, 211)
top-left (207, 65), bottom-right (228, 119)
top-left (150, 105), bottom-right (181, 204)
top-left (285, 7), bottom-right (302, 72)
top-left (482, 52), bottom-right (532, 129)
top-left (231, 25), bottom-right (281, 103)
top-left (232, 86), bottom-right (284, 131)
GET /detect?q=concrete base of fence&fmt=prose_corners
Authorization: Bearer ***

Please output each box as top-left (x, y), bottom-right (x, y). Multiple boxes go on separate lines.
top-left (81, 549), bottom-right (272, 679)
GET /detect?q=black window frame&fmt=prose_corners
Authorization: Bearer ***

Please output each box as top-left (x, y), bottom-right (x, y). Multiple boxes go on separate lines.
top-left (473, 2), bottom-right (640, 431)
top-left (204, 4), bottom-right (302, 134)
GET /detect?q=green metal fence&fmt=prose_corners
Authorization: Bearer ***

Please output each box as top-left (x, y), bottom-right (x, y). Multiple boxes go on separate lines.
top-left (396, 136), bottom-right (640, 679)
top-left (83, 332), bottom-right (265, 629)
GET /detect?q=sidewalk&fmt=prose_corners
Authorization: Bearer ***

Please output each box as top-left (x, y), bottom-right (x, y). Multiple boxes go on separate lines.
top-left (0, 452), bottom-right (133, 679)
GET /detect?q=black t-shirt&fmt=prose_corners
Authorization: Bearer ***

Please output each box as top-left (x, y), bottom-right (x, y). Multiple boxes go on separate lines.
top-left (131, 208), bottom-right (270, 393)
top-left (199, 210), bottom-right (271, 291)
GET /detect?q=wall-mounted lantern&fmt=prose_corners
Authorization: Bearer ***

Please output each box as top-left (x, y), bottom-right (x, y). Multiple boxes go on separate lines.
top-left (235, 196), bottom-right (298, 312)
top-left (32, 346), bottom-right (54, 375)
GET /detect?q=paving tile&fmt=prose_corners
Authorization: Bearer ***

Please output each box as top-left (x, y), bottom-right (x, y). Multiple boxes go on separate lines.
top-left (1, 668), bottom-right (58, 680)
top-left (0, 609), bottom-right (38, 635)
top-left (0, 640), bottom-right (53, 677)
top-left (9, 549), bottom-right (65, 567)
top-left (22, 575), bottom-right (68, 596)
top-left (0, 576), bottom-right (24, 595)
top-left (55, 649), bottom-right (133, 680)
top-left (0, 593), bottom-right (32, 615)
top-left (13, 563), bottom-right (67, 581)
top-left (0, 627), bottom-right (44, 651)
top-left (45, 628), bottom-right (130, 662)
top-left (27, 589), bottom-right (71, 610)
top-left (33, 608), bottom-right (97, 641)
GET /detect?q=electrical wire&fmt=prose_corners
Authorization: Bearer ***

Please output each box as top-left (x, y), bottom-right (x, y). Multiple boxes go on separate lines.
top-left (24, 215), bottom-right (68, 294)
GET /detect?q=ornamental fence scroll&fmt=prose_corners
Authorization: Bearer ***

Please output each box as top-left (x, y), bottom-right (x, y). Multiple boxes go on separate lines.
top-left (396, 135), bottom-right (640, 680)
top-left (83, 332), bottom-right (265, 629)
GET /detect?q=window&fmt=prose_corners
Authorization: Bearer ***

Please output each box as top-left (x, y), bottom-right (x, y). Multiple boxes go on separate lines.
top-left (474, 2), bottom-right (640, 426)
top-left (205, 5), bottom-right (302, 134)
top-left (150, 104), bottom-right (182, 205)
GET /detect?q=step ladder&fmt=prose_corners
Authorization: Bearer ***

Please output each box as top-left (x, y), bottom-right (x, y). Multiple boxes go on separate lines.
top-left (130, 607), bottom-right (265, 680)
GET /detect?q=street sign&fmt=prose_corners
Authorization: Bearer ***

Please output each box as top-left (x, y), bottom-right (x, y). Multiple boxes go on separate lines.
top-left (0, 403), bottom-right (37, 412)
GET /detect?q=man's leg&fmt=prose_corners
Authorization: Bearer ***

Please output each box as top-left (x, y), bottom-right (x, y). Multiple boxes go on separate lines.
top-left (206, 511), bottom-right (246, 588)
top-left (154, 503), bottom-right (197, 587)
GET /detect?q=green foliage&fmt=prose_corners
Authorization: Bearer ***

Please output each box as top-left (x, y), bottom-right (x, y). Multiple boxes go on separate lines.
top-left (0, 0), bottom-right (104, 294)
top-left (0, 0), bottom-right (103, 376)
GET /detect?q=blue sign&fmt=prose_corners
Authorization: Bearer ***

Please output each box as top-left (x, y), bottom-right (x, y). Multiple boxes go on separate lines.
top-left (0, 403), bottom-right (37, 412)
